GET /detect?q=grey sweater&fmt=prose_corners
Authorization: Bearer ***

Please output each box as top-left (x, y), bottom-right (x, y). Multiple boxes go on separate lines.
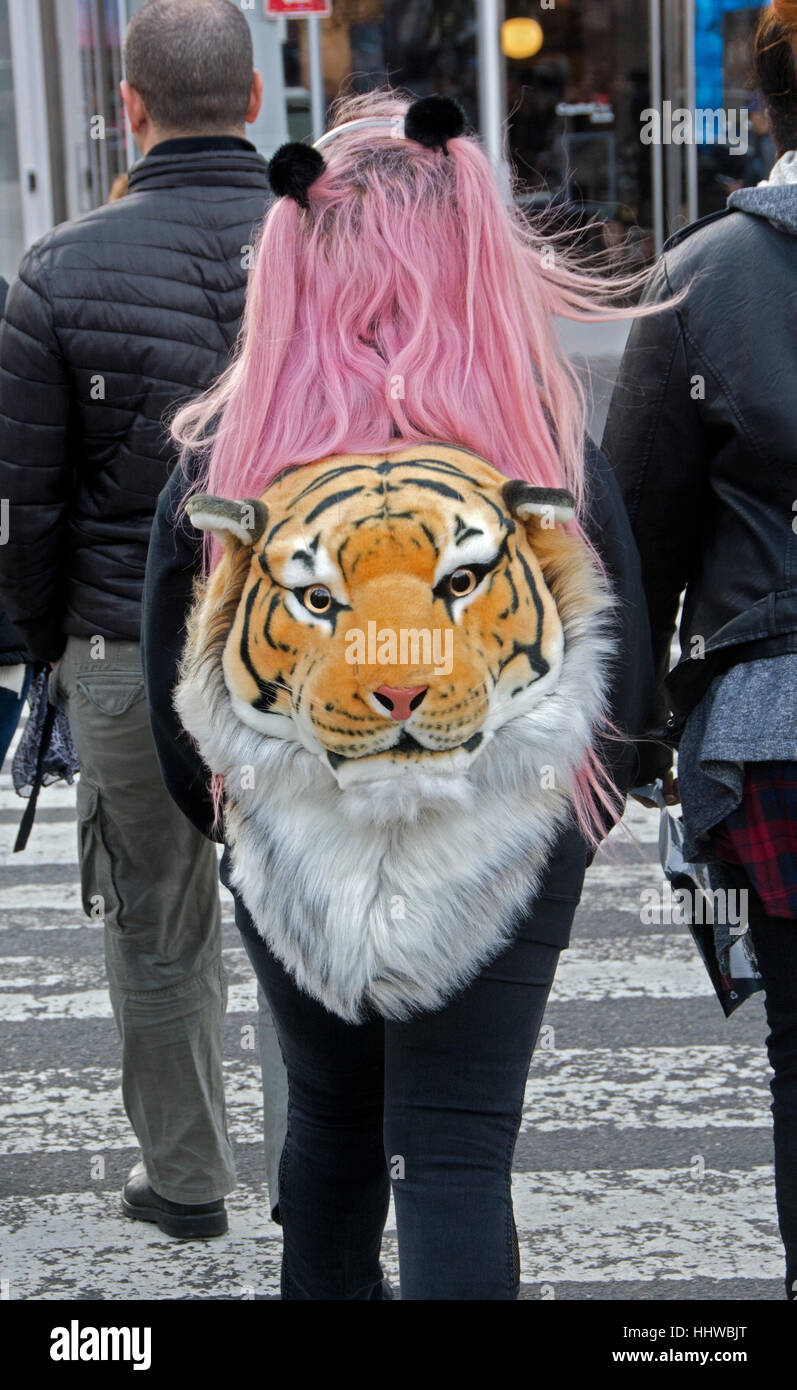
top-left (678, 653), bottom-right (797, 861)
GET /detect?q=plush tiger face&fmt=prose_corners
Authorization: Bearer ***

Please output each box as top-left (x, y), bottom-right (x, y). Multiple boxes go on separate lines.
top-left (185, 443), bottom-right (587, 789)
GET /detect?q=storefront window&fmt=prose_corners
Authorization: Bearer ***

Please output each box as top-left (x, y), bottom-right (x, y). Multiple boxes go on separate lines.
top-left (695, 0), bottom-right (773, 215)
top-left (282, 0), bottom-right (479, 140)
top-left (504, 0), bottom-right (654, 267)
top-left (280, 0), bottom-right (654, 266)
top-left (1, 0), bottom-right (774, 274)
top-left (76, 0), bottom-right (128, 207)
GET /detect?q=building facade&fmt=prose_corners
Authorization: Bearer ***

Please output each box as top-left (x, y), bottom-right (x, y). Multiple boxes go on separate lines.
top-left (0, 0), bottom-right (773, 284)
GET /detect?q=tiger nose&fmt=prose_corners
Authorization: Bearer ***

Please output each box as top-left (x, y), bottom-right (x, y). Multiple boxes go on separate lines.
top-left (373, 685), bottom-right (428, 721)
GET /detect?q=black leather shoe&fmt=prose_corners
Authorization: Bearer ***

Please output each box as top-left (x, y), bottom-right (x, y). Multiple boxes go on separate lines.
top-left (122, 1162), bottom-right (228, 1239)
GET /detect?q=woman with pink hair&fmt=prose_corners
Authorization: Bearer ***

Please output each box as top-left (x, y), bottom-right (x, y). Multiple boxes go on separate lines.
top-left (143, 90), bottom-right (655, 1299)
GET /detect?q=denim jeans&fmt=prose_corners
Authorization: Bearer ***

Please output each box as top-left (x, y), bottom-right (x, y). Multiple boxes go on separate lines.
top-left (235, 894), bottom-right (567, 1301)
top-left (747, 889), bottom-right (797, 1300)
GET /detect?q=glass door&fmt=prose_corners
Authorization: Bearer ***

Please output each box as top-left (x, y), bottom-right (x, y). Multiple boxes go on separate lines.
top-left (0, 0), bottom-right (24, 281)
top-left (654, 0), bottom-right (769, 251)
top-left (503, 0), bottom-right (656, 268)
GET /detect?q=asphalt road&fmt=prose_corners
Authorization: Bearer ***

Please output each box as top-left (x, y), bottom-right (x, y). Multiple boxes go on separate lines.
top-left (0, 753), bottom-right (785, 1301)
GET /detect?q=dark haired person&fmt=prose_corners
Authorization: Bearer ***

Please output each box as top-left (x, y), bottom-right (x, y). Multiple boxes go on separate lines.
top-left (602, 0), bottom-right (797, 1300)
top-left (0, 0), bottom-right (272, 1236)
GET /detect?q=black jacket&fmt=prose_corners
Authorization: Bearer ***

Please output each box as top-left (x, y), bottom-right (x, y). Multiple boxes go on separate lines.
top-left (602, 203), bottom-right (797, 780)
top-left (0, 612), bottom-right (26, 668)
top-left (0, 138), bottom-right (270, 663)
top-left (141, 437), bottom-right (655, 949)
top-left (0, 273), bottom-right (28, 668)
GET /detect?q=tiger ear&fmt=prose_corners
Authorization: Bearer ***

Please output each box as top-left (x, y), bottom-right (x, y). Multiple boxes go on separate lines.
top-left (502, 481), bottom-right (576, 527)
top-left (186, 494), bottom-right (268, 548)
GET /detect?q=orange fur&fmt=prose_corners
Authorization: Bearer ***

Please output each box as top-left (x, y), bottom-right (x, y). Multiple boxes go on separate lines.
top-left (189, 445), bottom-right (602, 766)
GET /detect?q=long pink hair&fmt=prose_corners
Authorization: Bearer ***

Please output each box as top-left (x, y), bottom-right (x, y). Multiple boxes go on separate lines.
top-left (173, 89), bottom-right (651, 844)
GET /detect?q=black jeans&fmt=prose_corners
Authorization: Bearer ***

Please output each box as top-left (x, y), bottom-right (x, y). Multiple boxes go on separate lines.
top-left (235, 898), bottom-right (567, 1300)
top-left (747, 888), bottom-right (797, 1300)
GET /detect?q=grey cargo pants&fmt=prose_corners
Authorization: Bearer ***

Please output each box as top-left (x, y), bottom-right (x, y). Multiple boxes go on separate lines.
top-left (51, 636), bottom-right (236, 1203)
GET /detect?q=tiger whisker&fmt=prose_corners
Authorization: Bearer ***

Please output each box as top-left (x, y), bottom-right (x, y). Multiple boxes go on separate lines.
top-left (264, 677), bottom-right (379, 724)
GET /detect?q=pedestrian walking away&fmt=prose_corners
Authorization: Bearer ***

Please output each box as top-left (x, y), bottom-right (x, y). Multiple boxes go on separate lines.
top-left (602, 0), bottom-right (797, 1304)
top-left (0, 0), bottom-right (289, 1237)
top-left (144, 86), bottom-right (658, 1299)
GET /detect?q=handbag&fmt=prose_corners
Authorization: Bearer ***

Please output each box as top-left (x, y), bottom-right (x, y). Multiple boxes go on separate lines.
top-left (11, 665), bottom-right (79, 851)
top-left (640, 781), bottom-right (764, 1017)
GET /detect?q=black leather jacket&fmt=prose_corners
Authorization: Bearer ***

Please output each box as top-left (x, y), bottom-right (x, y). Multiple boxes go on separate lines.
top-left (602, 202), bottom-right (797, 779)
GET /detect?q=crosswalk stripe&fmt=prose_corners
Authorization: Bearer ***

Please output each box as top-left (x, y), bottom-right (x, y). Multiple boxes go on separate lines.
top-left (0, 822), bottom-right (77, 863)
top-left (0, 885), bottom-right (85, 913)
top-left (0, 777), bottom-right (662, 841)
top-left (0, 933), bottom-right (704, 985)
top-left (0, 884), bottom-right (236, 916)
top-left (523, 1046), bottom-right (771, 1132)
top-left (0, 987), bottom-right (114, 1021)
top-left (0, 806), bottom-right (662, 854)
top-left (0, 1189), bottom-right (287, 1300)
top-left (1, 861), bottom-right (664, 917)
top-left (513, 1166), bottom-right (781, 1284)
top-left (0, 784), bottom-right (76, 814)
top-left (0, 1166), bottom-right (780, 1299)
top-left (0, 1045), bottom-right (772, 1156)
top-left (0, 913), bottom-right (100, 931)
top-left (0, 934), bottom-right (718, 1019)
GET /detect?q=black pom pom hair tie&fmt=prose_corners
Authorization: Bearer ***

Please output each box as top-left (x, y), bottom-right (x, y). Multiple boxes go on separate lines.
top-left (267, 95), bottom-right (468, 208)
top-left (267, 141), bottom-right (326, 209)
top-left (403, 95), bottom-right (467, 152)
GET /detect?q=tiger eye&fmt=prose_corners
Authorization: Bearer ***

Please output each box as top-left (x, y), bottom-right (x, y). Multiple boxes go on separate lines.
top-left (448, 568), bottom-right (477, 597)
top-left (304, 585), bottom-right (332, 614)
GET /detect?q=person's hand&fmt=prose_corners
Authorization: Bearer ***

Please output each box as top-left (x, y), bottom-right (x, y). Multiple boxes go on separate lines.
top-left (631, 769), bottom-right (680, 809)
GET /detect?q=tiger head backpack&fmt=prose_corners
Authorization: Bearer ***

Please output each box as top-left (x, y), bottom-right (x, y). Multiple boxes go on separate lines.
top-left (174, 442), bottom-right (615, 1020)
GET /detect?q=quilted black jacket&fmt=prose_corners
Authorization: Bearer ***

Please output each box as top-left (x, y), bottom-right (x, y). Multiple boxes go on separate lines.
top-left (0, 137), bottom-right (269, 663)
top-left (0, 274), bottom-right (27, 666)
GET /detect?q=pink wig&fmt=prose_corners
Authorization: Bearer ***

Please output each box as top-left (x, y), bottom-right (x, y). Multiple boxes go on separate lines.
top-left (173, 89), bottom-right (650, 844)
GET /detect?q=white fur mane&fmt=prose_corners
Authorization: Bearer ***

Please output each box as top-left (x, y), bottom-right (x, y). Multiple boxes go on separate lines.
top-left (175, 559), bottom-right (616, 1021)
